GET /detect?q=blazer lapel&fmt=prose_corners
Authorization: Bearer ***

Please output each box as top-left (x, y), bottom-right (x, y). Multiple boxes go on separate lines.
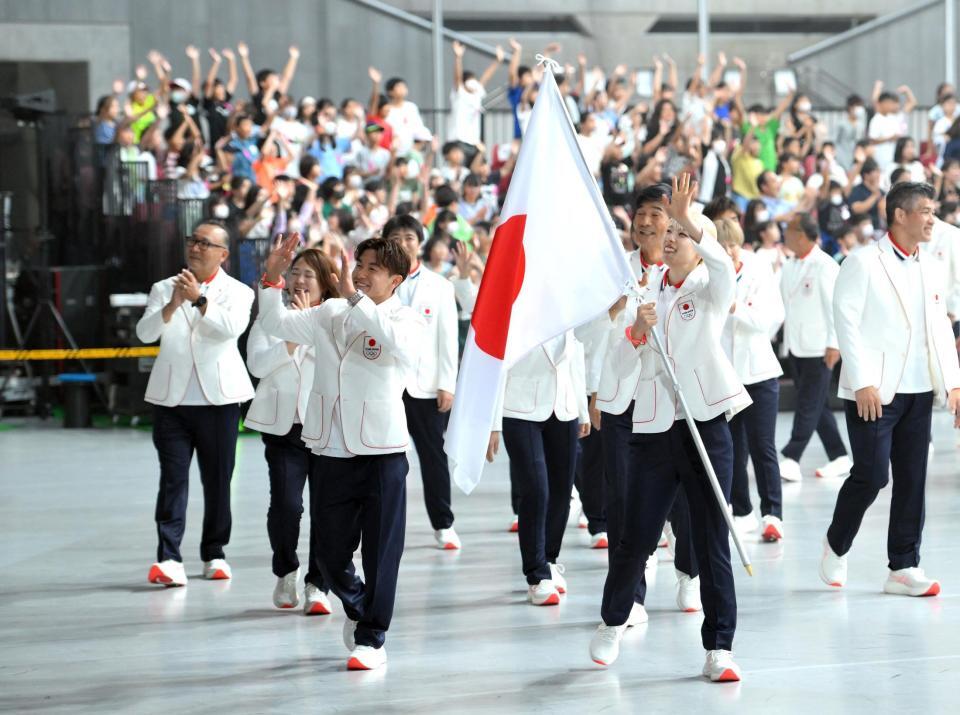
top-left (877, 251), bottom-right (909, 321)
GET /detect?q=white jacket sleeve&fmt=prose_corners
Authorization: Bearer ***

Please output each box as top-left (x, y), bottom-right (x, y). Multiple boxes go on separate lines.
top-left (257, 285), bottom-right (319, 346)
top-left (197, 285), bottom-right (254, 340)
top-left (246, 318), bottom-right (295, 379)
top-left (821, 256), bottom-right (841, 350)
top-left (350, 295), bottom-right (424, 374)
top-left (571, 339), bottom-right (590, 424)
top-left (696, 230), bottom-right (737, 312)
top-left (135, 281), bottom-right (169, 344)
top-left (452, 277), bottom-right (479, 317)
top-left (575, 312), bottom-right (613, 394)
top-left (436, 281), bottom-right (459, 394)
top-left (833, 252), bottom-right (872, 392)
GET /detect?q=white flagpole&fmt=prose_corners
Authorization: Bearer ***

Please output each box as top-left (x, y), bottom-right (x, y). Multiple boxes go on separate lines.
top-left (647, 324), bottom-right (753, 576)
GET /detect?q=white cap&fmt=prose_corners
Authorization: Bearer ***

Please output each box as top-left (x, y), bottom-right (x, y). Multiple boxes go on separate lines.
top-left (170, 77), bottom-right (192, 93)
top-left (412, 126), bottom-right (433, 142)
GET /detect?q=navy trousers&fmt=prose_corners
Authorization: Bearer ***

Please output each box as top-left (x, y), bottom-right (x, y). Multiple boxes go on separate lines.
top-left (574, 401), bottom-right (607, 535)
top-left (152, 403), bottom-right (239, 563)
top-left (403, 393), bottom-right (454, 530)
top-left (600, 406), bottom-right (698, 606)
top-left (827, 393), bottom-right (933, 570)
top-left (502, 415), bottom-right (578, 585)
top-left (730, 378), bottom-right (784, 518)
top-left (782, 354), bottom-right (847, 462)
top-left (312, 452), bottom-right (408, 649)
top-left (601, 415), bottom-right (737, 651)
top-left (262, 425), bottom-right (326, 590)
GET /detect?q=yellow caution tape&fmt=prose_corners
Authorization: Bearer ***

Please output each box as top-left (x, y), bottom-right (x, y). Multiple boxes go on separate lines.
top-left (0, 347), bottom-right (160, 361)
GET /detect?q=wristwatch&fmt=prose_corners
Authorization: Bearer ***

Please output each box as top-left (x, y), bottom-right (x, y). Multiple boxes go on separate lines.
top-left (192, 295), bottom-right (208, 309)
top-left (347, 290), bottom-right (365, 307)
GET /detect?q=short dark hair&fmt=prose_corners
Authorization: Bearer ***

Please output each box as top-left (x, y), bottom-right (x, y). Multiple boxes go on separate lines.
top-left (354, 236), bottom-right (410, 280)
top-left (634, 182), bottom-right (672, 210)
top-left (255, 68), bottom-right (277, 86)
top-left (886, 181), bottom-right (935, 226)
top-left (878, 91), bottom-right (898, 104)
top-left (463, 173), bottom-right (482, 189)
top-left (191, 219), bottom-right (230, 245)
top-left (385, 77), bottom-right (405, 93)
top-left (890, 167), bottom-right (910, 186)
top-left (845, 94), bottom-right (863, 108)
top-left (703, 196), bottom-right (740, 221)
top-left (382, 214), bottom-right (424, 242)
top-left (756, 171), bottom-right (774, 192)
top-left (434, 184), bottom-right (459, 207)
top-left (861, 158), bottom-right (880, 175)
top-left (794, 212), bottom-right (820, 240)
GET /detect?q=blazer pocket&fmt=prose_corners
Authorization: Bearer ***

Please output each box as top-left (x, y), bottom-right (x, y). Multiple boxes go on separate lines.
top-left (145, 360), bottom-right (172, 402)
top-left (359, 400), bottom-right (409, 450)
top-left (301, 392), bottom-right (326, 441)
top-left (798, 323), bottom-right (827, 354)
top-left (632, 380), bottom-right (660, 424)
top-left (217, 358), bottom-right (248, 400)
top-left (245, 387), bottom-right (279, 427)
top-left (694, 360), bottom-right (743, 407)
top-left (503, 377), bottom-right (539, 414)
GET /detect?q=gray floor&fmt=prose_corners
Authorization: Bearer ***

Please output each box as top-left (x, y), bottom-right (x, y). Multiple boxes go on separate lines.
top-left (2, 411), bottom-right (959, 714)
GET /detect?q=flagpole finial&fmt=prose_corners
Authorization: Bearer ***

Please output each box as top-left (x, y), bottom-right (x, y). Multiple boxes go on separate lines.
top-left (534, 53), bottom-right (562, 73)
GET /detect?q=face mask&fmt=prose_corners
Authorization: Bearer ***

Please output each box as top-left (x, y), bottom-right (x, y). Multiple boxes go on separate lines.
top-left (796, 102), bottom-right (812, 113)
top-left (281, 107), bottom-right (297, 120)
top-left (266, 99), bottom-right (279, 114)
top-left (324, 121), bottom-right (338, 136)
top-left (212, 204), bottom-right (230, 220)
top-left (331, 189), bottom-right (345, 201)
top-left (854, 106), bottom-right (867, 120)
top-left (830, 194), bottom-right (843, 206)
top-left (756, 209), bottom-right (770, 223)
top-left (861, 224), bottom-right (874, 238)
top-left (405, 160), bottom-right (420, 180)
top-left (465, 78), bottom-right (483, 94)
top-left (171, 90), bottom-right (188, 104)
top-left (347, 174), bottom-right (363, 189)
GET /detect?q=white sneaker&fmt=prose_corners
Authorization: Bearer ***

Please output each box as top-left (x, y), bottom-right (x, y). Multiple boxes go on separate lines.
top-left (549, 563), bottom-right (568, 594)
top-left (508, 516), bottom-right (519, 533)
top-left (779, 457), bottom-right (802, 482)
top-left (202, 559), bottom-right (231, 580)
top-left (626, 602), bottom-right (649, 627)
top-left (733, 511), bottom-right (759, 536)
top-left (303, 583), bottom-right (332, 615)
top-left (658, 530), bottom-right (668, 548)
top-left (644, 555), bottom-right (658, 587)
top-left (816, 455), bottom-right (853, 479)
top-left (590, 623), bottom-right (626, 666)
top-left (528, 579), bottom-right (561, 606)
top-left (343, 618), bottom-right (357, 651)
top-left (676, 570), bottom-right (702, 612)
top-left (434, 527), bottom-right (462, 550)
top-left (590, 532), bottom-right (609, 549)
top-left (147, 560), bottom-right (187, 587)
top-left (703, 649), bottom-right (742, 682)
top-left (272, 568), bottom-right (300, 608)
top-left (883, 567), bottom-right (941, 597)
top-left (819, 537), bottom-right (847, 588)
top-left (578, 509), bottom-right (589, 529)
top-left (761, 515), bottom-right (784, 542)
top-left (347, 644), bottom-right (386, 670)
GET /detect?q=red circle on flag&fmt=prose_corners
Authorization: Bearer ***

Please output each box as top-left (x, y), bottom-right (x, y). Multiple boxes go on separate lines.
top-left (471, 214), bottom-right (527, 360)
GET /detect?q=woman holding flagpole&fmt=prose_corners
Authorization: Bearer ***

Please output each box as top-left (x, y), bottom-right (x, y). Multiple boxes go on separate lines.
top-left (589, 173), bottom-right (750, 683)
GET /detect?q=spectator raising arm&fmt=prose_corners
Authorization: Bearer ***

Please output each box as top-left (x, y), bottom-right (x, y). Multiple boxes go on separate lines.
top-left (237, 42), bottom-right (258, 96)
top-left (508, 37), bottom-right (522, 88)
top-left (186, 45), bottom-right (201, 100)
top-left (204, 48), bottom-right (222, 98)
top-left (222, 48), bottom-right (238, 95)
top-left (452, 40), bottom-right (465, 89)
top-left (708, 51), bottom-right (727, 89)
top-left (367, 66), bottom-right (382, 116)
top-left (652, 55), bottom-right (664, 103)
top-left (278, 46), bottom-right (300, 96)
top-left (898, 84), bottom-right (918, 114)
top-left (479, 45), bottom-right (505, 87)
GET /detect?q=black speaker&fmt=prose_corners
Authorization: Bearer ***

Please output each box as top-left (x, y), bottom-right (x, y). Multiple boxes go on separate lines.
top-left (13, 265), bottom-right (104, 348)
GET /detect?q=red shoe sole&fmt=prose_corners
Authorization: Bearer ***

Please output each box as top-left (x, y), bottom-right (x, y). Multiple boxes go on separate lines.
top-left (682, 607), bottom-right (700, 613)
top-left (762, 526), bottom-right (782, 542)
top-left (148, 565), bottom-right (183, 586)
top-left (347, 657), bottom-right (371, 670)
top-left (923, 583), bottom-right (941, 597)
top-left (592, 659), bottom-right (610, 666)
top-left (592, 539), bottom-right (609, 549)
top-left (715, 668), bottom-right (740, 682)
top-left (578, 524), bottom-right (588, 529)
top-left (306, 602), bottom-right (331, 615)
top-left (508, 523), bottom-right (519, 533)
top-left (534, 593), bottom-right (560, 606)
top-left (442, 542), bottom-right (460, 550)
top-left (208, 570), bottom-right (230, 580)
top-left (278, 603), bottom-right (295, 609)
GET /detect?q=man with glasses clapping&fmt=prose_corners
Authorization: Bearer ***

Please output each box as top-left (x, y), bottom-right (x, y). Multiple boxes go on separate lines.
top-left (136, 220), bottom-right (255, 588)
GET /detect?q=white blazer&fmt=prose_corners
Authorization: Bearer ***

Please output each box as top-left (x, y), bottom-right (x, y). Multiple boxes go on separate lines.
top-left (612, 231), bottom-right (752, 433)
top-left (493, 332), bottom-right (589, 431)
top-left (835, 235), bottom-right (960, 406)
top-left (258, 286), bottom-right (424, 456)
top-left (452, 275), bottom-right (479, 321)
top-left (721, 250), bottom-right (785, 385)
top-left (244, 315), bottom-right (315, 436)
top-left (396, 265), bottom-right (459, 398)
top-left (136, 270), bottom-right (255, 407)
top-left (920, 219), bottom-right (960, 317)
top-left (780, 245), bottom-right (840, 358)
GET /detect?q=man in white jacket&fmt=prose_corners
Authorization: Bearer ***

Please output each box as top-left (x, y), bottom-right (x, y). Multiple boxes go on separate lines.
top-left (821, 182), bottom-right (960, 597)
top-left (259, 232), bottom-right (424, 671)
top-left (392, 215), bottom-right (462, 550)
top-left (778, 213), bottom-right (852, 481)
top-left (137, 220), bottom-right (255, 588)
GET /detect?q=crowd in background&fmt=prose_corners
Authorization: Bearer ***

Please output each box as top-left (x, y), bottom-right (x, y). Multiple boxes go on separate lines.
top-left (88, 40), bottom-right (960, 287)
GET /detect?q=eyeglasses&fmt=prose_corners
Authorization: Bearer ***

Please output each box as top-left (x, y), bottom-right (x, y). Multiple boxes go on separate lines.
top-left (186, 236), bottom-right (227, 251)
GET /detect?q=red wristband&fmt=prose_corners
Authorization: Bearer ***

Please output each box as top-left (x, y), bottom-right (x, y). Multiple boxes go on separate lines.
top-left (625, 326), bottom-right (646, 347)
top-left (261, 273), bottom-right (285, 289)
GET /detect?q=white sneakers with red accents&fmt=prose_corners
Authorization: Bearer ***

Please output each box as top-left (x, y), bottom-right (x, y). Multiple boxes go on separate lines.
top-left (202, 559), bottom-right (231, 580)
top-left (303, 583), bottom-right (332, 615)
top-left (528, 580), bottom-right (561, 606)
top-left (434, 527), bottom-right (462, 550)
top-left (644, 555), bottom-right (658, 587)
top-left (273, 568), bottom-right (300, 608)
top-left (819, 537), bottom-right (847, 588)
top-left (761, 515), bottom-right (784, 542)
top-left (590, 623), bottom-right (626, 666)
top-left (703, 649), bottom-right (741, 682)
top-left (733, 511), bottom-right (759, 537)
top-left (148, 560), bottom-right (187, 587)
top-left (590, 532), bottom-right (609, 549)
top-left (816, 455), bottom-right (853, 479)
top-left (347, 645), bottom-right (387, 670)
top-left (626, 602), bottom-right (649, 627)
top-left (883, 567), bottom-right (941, 597)
top-left (779, 457), bottom-right (802, 482)
top-left (508, 516), bottom-right (519, 533)
top-left (676, 570), bottom-right (702, 612)
top-left (343, 618), bottom-right (357, 651)
top-left (549, 563), bottom-right (568, 594)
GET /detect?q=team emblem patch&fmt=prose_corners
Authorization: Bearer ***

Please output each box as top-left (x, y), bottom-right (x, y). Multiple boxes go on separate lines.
top-left (679, 300), bottom-right (696, 321)
top-left (363, 336), bottom-right (382, 360)
top-left (802, 280), bottom-right (814, 295)
top-left (422, 305), bottom-right (434, 321)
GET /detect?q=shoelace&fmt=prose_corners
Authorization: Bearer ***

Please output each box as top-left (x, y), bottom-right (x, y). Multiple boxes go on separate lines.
top-left (597, 625), bottom-right (622, 642)
top-left (552, 563), bottom-right (566, 575)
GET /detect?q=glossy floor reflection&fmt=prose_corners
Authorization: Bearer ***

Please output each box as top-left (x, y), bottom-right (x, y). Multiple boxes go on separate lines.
top-left (2, 411), bottom-right (959, 713)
